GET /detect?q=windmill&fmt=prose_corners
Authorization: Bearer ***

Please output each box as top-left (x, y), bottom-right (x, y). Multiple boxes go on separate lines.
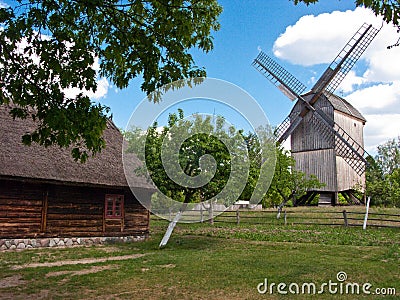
top-left (253, 23), bottom-right (381, 206)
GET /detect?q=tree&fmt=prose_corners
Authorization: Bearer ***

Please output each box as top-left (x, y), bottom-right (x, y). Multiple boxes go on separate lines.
top-left (264, 145), bottom-right (324, 209)
top-left (292, 0), bottom-right (400, 25)
top-left (239, 132), bottom-right (262, 201)
top-left (0, 1), bottom-right (222, 162)
top-left (124, 109), bottom-right (249, 216)
top-left (376, 137), bottom-right (400, 175)
top-left (365, 137), bottom-right (400, 206)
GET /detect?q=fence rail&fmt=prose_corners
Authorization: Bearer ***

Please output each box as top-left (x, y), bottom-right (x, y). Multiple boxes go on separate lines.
top-left (212, 209), bottom-right (400, 228)
top-left (152, 208), bottom-right (400, 229)
top-left (152, 208), bottom-right (400, 228)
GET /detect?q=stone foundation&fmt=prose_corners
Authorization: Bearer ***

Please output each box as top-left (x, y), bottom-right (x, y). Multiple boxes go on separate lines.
top-left (0, 235), bottom-right (147, 251)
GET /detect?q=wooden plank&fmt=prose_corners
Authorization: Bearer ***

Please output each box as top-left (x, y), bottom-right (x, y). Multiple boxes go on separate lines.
top-left (47, 219), bottom-right (102, 227)
top-left (0, 198), bottom-right (43, 206)
top-left (46, 226), bottom-right (103, 233)
top-left (0, 205), bottom-right (42, 212)
top-left (0, 218), bottom-right (41, 223)
top-left (41, 190), bottom-right (48, 233)
top-left (47, 207), bottom-right (102, 215)
top-left (0, 223), bottom-right (40, 229)
top-left (0, 211), bottom-right (42, 218)
top-left (47, 213), bottom-right (103, 221)
top-left (292, 149), bottom-right (337, 192)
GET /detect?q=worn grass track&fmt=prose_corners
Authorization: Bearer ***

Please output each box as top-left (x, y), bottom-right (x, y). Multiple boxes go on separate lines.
top-left (0, 211), bottom-right (399, 299)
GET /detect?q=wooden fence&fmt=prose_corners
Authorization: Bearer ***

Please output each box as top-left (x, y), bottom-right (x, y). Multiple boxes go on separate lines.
top-left (202, 209), bottom-right (400, 228)
top-left (152, 208), bottom-right (400, 228)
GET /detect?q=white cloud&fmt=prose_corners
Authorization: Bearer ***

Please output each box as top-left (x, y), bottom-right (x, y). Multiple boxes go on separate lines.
top-left (346, 82), bottom-right (400, 114)
top-left (363, 114), bottom-right (400, 153)
top-left (338, 70), bottom-right (367, 93)
top-left (272, 7), bottom-right (400, 154)
top-left (0, 1), bottom-right (8, 8)
top-left (64, 77), bottom-right (109, 100)
top-left (273, 8), bottom-right (382, 66)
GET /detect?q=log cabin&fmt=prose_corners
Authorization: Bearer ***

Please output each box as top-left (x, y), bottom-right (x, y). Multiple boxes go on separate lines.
top-left (290, 93), bottom-right (366, 206)
top-left (0, 104), bottom-right (154, 244)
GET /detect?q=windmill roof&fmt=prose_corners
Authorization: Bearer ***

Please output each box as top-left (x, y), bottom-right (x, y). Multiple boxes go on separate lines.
top-left (0, 104), bottom-right (153, 190)
top-left (324, 93), bottom-right (366, 123)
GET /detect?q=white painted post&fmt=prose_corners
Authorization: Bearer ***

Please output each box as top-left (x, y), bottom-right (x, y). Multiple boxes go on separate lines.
top-left (159, 203), bottom-right (188, 248)
top-left (363, 197), bottom-right (371, 230)
top-left (209, 201), bottom-right (214, 225)
top-left (159, 211), bottom-right (182, 248)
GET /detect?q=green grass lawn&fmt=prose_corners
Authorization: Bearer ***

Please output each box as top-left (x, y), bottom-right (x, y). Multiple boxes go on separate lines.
top-left (0, 209), bottom-right (399, 299)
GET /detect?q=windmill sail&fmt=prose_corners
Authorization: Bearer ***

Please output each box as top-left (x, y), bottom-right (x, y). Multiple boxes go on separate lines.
top-left (310, 109), bottom-right (368, 176)
top-left (275, 111), bottom-right (302, 143)
top-left (252, 52), bottom-right (306, 101)
top-left (312, 23), bottom-right (381, 96)
top-left (273, 23), bottom-right (380, 143)
top-left (254, 23), bottom-right (380, 176)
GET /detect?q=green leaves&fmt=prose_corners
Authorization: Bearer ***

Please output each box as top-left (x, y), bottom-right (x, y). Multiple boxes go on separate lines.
top-left (366, 137), bottom-right (400, 206)
top-left (0, 1), bottom-right (222, 161)
top-left (124, 110), bottom-right (249, 206)
top-left (264, 145), bottom-right (324, 208)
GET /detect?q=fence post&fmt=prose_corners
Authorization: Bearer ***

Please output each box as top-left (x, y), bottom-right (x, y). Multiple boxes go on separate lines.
top-left (209, 202), bottom-right (214, 225)
top-left (284, 210), bottom-right (287, 226)
top-left (200, 206), bottom-right (204, 223)
top-left (363, 197), bottom-right (371, 230)
top-left (342, 210), bottom-right (348, 227)
top-left (236, 210), bottom-right (240, 225)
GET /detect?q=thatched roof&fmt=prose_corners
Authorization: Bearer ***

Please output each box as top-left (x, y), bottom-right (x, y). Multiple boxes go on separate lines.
top-left (0, 104), bottom-right (153, 190)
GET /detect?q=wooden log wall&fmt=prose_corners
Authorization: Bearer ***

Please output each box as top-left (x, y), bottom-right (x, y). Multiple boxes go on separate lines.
top-left (0, 179), bottom-right (150, 238)
top-left (0, 180), bottom-right (42, 238)
top-left (46, 185), bottom-right (104, 236)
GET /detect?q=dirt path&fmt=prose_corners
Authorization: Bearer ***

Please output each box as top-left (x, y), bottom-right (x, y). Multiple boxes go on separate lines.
top-left (11, 253), bottom-right (146, 270)
top-left (45, 265), bottom-right (119, 278)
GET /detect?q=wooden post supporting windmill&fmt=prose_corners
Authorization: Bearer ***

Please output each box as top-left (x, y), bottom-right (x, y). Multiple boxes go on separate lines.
top-left (253, 23), bottom-right (381, 206)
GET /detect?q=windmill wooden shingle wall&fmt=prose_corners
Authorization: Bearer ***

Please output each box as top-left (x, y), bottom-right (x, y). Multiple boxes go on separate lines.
top-left (290, 93), bottom-right (366, 204)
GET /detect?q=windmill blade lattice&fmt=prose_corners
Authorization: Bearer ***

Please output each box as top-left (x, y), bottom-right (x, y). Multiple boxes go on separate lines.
top-left (274, 110), bottom-right (301, 143)
top-left (252, 52), bottom-right (306, 100)
top-left (253, 23), bottom-right (380, 177)
top-left (312, 23), bottom-right (381, 96)
top-left (310, 109), bottom-right (368, 176)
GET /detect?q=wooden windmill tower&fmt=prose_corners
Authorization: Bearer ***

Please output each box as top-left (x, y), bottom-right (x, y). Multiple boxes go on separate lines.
top-left (253, 23), bottom-right (381, 205)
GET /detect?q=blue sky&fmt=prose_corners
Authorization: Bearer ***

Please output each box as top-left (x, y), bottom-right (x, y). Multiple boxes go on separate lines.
top-left (2, 0), bottom-right (399, 153)
top-left (103, 0), bottom-right (358, 128)
top-left (97, 0), bottom-right (400, 154)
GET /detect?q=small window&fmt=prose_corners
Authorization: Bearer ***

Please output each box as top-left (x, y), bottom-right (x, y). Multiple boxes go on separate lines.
top-left (105, 194), bottom-right (124, 218)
